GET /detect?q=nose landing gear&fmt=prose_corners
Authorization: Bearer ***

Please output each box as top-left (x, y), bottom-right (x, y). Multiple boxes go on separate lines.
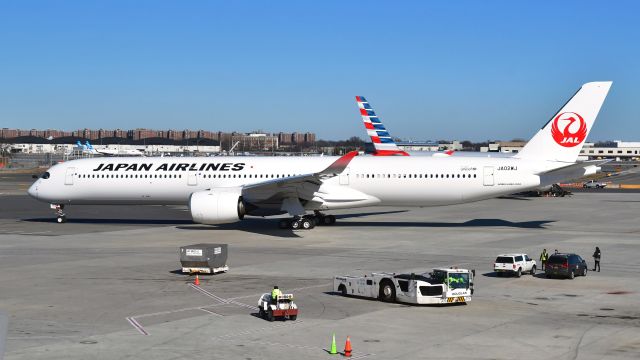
top-left (51, 204), bottom-right (67, 223)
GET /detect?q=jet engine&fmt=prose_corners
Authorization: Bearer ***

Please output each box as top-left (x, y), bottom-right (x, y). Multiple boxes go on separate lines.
top-left (189, 188), bottom-right (246, 225)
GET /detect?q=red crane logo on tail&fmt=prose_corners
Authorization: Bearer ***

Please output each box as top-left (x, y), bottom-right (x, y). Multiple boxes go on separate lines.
top-left (551, 112), bottom-right (587, 147)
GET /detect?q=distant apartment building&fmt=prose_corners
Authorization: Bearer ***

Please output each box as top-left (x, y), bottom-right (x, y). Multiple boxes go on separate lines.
top-left (304, 132), bottom-right (316, 144)
top-left (278, 132), bottom-right (293, 145)
top-left (167, 130), bottom-right (183, 141)
top-left (231, 133), bottom-right (278, 151)
top-left (198, 130), bottom-right (217, 140)
top-left (292, 132), bottom-right (305, 144)
top-left (113, 129), bottom-right (127, 139)
top-left (1, 128), bottom-right (315, 152)
top-left (128, 129), bottom-right (159, 140)
top-left (1, 128), bottom-right (19, 138)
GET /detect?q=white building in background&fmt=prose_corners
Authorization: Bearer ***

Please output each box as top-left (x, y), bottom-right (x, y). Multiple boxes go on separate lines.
top-left (397, 140), bottom-right (462, 152)
top-left (580, 141), bottom-right (640, 161)
top-left (480, 141), bottom-right (526, 153)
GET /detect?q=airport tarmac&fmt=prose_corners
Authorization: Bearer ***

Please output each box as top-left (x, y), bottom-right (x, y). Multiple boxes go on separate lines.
top-left (1, 175), bottom-right (639, 359)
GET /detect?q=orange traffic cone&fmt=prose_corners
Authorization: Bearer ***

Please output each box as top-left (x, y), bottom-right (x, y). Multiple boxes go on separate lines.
top-left (194, 274), bottom-right (200, 286)
top-left (343, 336), bottom-right (352, 357)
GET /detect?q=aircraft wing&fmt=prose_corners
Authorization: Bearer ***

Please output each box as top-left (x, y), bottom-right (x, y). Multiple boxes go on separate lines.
top-left (241, 151), bottom-right (358, 214)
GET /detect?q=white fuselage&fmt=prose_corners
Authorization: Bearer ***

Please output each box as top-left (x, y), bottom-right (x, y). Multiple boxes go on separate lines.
top-left (28, 155), bottom-right (543, 210)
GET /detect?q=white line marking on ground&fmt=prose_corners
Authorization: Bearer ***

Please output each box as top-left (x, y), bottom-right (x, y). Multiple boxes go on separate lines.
top-left (126, 317), bottom-right (149, 336)
top-left (129, 282), bottom-right (331, 321)
top-left (189, 284), bottom-right (258, 310)
top-left (199, 307), bottom-right (223, 316)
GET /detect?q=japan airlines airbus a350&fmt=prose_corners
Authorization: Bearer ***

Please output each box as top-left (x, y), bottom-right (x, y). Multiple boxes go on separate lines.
top-left (28, 82), bottom-right (611, 229)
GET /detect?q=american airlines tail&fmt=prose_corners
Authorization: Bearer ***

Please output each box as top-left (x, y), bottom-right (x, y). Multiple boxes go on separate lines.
top-left (355, 96), bottom-right (409, 156)
top-left (516, 81), bottom-right (612, 164)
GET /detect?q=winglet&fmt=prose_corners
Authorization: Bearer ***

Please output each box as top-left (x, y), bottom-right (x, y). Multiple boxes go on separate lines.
top-left (319, 151), bottom-right (358, 176)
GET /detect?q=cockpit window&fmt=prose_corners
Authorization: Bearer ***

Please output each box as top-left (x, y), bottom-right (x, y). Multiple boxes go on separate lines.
top-left (41, 172), bottom-right (50, 179)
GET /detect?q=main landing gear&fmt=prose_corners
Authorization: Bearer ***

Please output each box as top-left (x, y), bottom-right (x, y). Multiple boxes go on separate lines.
top-left (278, 211), bottom-right (336, 230)
top-left (51, 204), bottom-right (67, 223)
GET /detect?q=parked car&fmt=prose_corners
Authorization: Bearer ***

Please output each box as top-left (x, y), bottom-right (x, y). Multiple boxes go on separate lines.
top-left (494, 254), bottom-right (537, 277)
top-left (545, 253), bottom-right (588, 279)
top-left (583, 180), bottom-right (606, 189)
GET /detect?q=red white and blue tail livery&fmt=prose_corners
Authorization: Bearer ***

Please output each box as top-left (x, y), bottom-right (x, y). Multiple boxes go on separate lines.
top-left (355, 96), bottom-right (409, 156)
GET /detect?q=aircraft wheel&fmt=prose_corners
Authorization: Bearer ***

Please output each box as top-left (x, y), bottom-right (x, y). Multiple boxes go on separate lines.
top-left (291, 220), bottom-right (302, 230)
top-left (324, 215), bottom-right (336, 225)
top-left (301, 218), bottom-right (314, 230)
top-left (57, 216), bottom-right (67, 223)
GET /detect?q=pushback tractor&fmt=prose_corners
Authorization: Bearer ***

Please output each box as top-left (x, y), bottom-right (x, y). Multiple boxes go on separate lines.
top-left (333, 268), bottom-right (474, 305)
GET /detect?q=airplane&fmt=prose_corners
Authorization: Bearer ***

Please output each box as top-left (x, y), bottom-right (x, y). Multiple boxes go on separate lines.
top-left (356, 96), bottom-right (513, 158)
top-left (28, 82), bottom-right (611, 229)
top-left (84, 140), bottom-right (144, 156)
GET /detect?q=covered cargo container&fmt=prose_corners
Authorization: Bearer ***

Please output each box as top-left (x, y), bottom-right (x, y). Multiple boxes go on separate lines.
top-left (179, 243), bottom-right (228, 274)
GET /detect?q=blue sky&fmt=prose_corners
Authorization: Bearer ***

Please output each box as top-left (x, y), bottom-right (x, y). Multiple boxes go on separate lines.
top-left (1, 1), bottom-right (638, 141)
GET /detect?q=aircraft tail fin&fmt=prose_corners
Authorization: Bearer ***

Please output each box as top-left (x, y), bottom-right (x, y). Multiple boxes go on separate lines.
top-left (85, 141), bottom-right (94, 150)
top-left (355, 96), bottom-right (409, 156)
top-left (515, 81), bottom-right (612, 163)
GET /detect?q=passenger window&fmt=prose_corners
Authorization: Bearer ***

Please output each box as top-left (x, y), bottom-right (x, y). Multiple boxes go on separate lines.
top-left (515, 256), bottom-right (523, 262)
top-left (366, 280), bottom-right (373, 285)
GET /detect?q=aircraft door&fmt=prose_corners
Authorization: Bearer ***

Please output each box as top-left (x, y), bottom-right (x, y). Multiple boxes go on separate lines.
top-left (188, 173), bottom-right (198, 186)
top-left (339, 167), bottom-right (350, 185)
top-left (483, 166), bottom-right (494, 186)
top-left (65, 167), bottom-right (75, 185)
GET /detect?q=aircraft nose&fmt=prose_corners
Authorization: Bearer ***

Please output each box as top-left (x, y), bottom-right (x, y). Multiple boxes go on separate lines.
top-left (27, 183), bottom-right (38, 199)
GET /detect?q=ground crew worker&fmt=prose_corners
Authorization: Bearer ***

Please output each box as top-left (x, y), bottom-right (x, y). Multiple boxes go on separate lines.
top-left (592, 247), bottom-right (601, 272)
top-left (539, 249), bottom-right (549, 271)
top-left (271, 286), bottom-right (282, 304)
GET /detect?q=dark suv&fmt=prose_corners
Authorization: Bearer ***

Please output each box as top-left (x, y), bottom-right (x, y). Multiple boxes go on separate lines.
top-left (545, 253), bottom-right (588, 279)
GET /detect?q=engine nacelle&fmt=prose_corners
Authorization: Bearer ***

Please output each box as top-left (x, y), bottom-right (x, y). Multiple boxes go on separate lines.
top-left (189, 188), bottom-right (246, 225)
